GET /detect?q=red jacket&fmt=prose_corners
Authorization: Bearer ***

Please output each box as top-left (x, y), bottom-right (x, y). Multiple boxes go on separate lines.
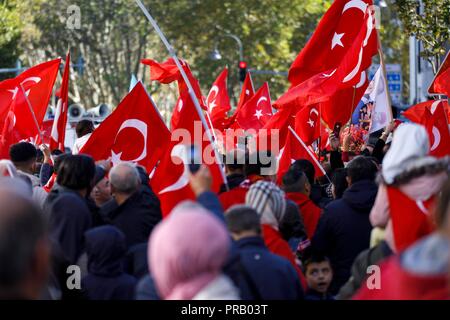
top-left (353, 257), bottom-right (449, 300)
top-left (262, 224), bottom-right (307, 290)
top-left (219, 175), bottom-right (266, 212)
top-left (286, 192), bottom-right (321, 239)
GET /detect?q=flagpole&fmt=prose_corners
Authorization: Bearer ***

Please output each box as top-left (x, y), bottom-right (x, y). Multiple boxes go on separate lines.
top-left (288, 126), bottom-right (331, 184)
top-left (134, 0), bottom-right (229, 190)
top-left (20, 84), bottom-right (44, 143)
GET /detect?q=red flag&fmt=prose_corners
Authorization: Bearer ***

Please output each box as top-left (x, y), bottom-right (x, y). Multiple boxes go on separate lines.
top-left (0, 89), bottom-right (41, 158)
top-left (207, 68), bottom-right (231, 128)
top-left (403, 100), bottom-right (450, 158)
top-left (0, 58), bottom-right (61, 132)
top-left (288, 0), bottom-right (374, 87)
top-left (50, 52), bottom-right (70, 152)
top-left (225, 72), bottom-right (255, 130)
top-left (151, 89), bottom-right (225, 217)
top-left (294, 104), bottom-right (321, 146)
top-left (79, 82), bottom-right (170, 173)
top-left (276, 5), bottom-right (378, 128)
top-left (236, 82), bottom-right (273, 131)
top-left (428, 51), bottom-right (450, 97)
top-left (276, 128), bottom-right (325, 185)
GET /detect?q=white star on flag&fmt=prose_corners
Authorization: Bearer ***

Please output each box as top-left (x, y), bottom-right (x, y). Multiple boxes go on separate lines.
top-left (307, 119), bottom-right (315, 127)
top-left (245, 89), bottom-right (250, 95)
top-left (331, 32), bottom-right (344, 49)
top-left (209, 99), bottom-right (217, 111)
top-left (254, 109), bottom-right (263, 119)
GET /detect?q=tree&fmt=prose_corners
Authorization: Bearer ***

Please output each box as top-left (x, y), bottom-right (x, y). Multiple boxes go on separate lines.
top-left (394, 0), bottom-right (450, 73)
top-left (0, 1), bottom-right (22, 80)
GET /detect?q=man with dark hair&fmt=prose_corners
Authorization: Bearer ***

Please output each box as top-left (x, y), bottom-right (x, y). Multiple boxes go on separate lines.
top-left (72, 120), bottom-right (94, 154)
top-left (225, 205), bottom-right (304, 300)
top-left (291, 159), bottom-right (331, 208)
top-left (304, 254), bottom-right (334, 300)
top-left (9, 142), bottom-right (39, 187)
top-left (0, 181), bottom-right (50, 299)
top-left (283, 169), bottom-right (322, 240)
top-left (219, 149), bottom-right (246, 193)
top-left (100, 163), bottom-right (162, 248)
top-left (311, 156), bottom-right (378, 295)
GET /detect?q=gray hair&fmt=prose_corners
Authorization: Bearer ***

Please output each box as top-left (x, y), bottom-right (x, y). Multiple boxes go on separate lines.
top-left (109, 162), bottom-right (141, 194)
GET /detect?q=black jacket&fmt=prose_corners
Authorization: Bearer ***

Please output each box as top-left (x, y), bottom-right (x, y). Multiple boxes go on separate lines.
top-left (219, 173), bottom-right (246, 193)
top-left (311, 180), bottom-right (377, 295)
top-left (100, 189), bottom-right (162, 248)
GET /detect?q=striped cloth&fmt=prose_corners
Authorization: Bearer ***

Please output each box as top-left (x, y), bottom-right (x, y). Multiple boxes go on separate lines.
top-left (245, 180), bottom-right (286, 230)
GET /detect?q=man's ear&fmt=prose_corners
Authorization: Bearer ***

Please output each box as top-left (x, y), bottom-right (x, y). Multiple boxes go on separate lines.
top-left (346, 176), bottom-right (352, 186)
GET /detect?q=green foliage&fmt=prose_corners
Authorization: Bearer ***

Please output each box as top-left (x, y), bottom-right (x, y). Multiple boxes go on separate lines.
top-left (0, 1), bottom-right (22, 80)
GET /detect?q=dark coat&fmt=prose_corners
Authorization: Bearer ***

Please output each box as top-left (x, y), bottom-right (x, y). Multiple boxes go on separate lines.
top-left (81, 226), bottom-right (137, 300)
top-left (219, 173), bottom-right (246, 193)
top-left (233, 236), bottom-right (304, 300)
top-left (279, 199), bottom-right (307, 242)
top-left (311, 180), bottom-right (377, 295)
top-left (100, 188), bottom-right (162, 248)
top-left (305, 289), bottom-right (335, 300)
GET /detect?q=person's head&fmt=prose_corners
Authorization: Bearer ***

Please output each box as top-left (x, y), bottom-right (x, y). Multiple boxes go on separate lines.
top-left (304, 254), bottom-right (333, 294)
top-left (109, 163), bottom-right (141, 200)
top-left (331, 168), bottom-right (348, 199)
top-left (53, 153), bottom-right (70, 175)
top-left (282, 168), bottom-right (311, 196)
top-left (245, 151), bottom-right (277, 181)
top-left (56, 155), bottom-right (96, 195)
top-left (246, 180), bottom-right (286, 229)
top-left (91, 176), bottom-right (111, 207)
top-left (149, 210), bottom-right (230, 300)
top-left (346, 156), bottom-right (377, 186)
top-left (435, 178), bottom-right (450, 233)
top-left (9, 142), bottom-right (38, 173)
top-left (0, 184), bottom-right (49, 299)
top-left (224, 149), bottom-right (246, 175)
top-left (225, 205), bottom-right (261, 241)
top-left (75, 119), bottom-right (94, 138)
top-left (291, 159), bottom-right (315, 186)
top-left (84, 226), bottom-right (126, 276)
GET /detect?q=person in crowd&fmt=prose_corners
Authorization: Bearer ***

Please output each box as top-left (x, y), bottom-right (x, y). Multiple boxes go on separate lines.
top-left (81, 226), bottom-right (137, 300)
top-left (0, 179), bottom-right (50, 300)
top-left (245, 180), bottom-right (306, 288)
top-left (304, 254), bottom-right (334, 300)
top-left (291, 159), bottom-right (331, 208)
top-left (42, 153), bottom-right (69, 193)
top-left (370, 123), bottom-right (449, 254)
top-left (45, 155), bottom-right (95, 265)
top-left (371, 121), bottom-right (395, 163)
top-left (331, 168), bottom-right (348, 200)
top-left (148, 209), bottom-right (239, 300)
top-left (219, 151), bottom-right (277, 211)
top-left (225, 205), bottom-right (304, 300)
top-left (100, 162), bottom-right (162, 248)
top-left (355, 177), bottom-right (450, 299)
top-left (72, 119), bottom-right (94, 154)
top-left (91, 168), bottom-right (112, 207)
top-left (9, 142), bottom-right (48, 207)
top-left (219, 149), bottom-right (246, 193)
top-left (282, 168), bottom-right (322, 239)
top-left (311, 156), bottom-right (378, 295)
top-left (39, 146), bottom-right (63, 186)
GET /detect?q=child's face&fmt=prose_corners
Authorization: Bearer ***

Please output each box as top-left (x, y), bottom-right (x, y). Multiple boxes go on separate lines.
top-left (306, 261), bottom-right (333, 293)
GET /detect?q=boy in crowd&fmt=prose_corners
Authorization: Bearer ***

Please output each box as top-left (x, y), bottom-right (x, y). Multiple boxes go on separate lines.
top-left (304, 255), bottom-right (334, 300)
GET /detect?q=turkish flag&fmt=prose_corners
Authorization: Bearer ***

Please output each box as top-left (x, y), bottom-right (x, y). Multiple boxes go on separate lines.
top-left (236, 82), bottom-right (273, 131)
top-left (0, 58), bottom-right (61, 133)
top-left (79, 82), bottom-right (170, 173)
top-left (225, 72), bottom-right (256, 130)
top-left (276, 128), bottom-right (325, 185)
top-left (288, 0), bottom-right (374, 87)
top-left (207, 68), bottom-right (231, 129)
top-left (276, 5), bottom-right (378, 128)
top-left (151, 88), bottom-right (226, 217)
top-left (428, 50), bottom-right (450, 97)
top-left (403, 100), bottom-right (450, 158)
top-left (294, 104), bottom-right (321, 146)
top-left (0, 89), bottom-right (41, 158)
top-left (50, 52), bottom-right (70, 152)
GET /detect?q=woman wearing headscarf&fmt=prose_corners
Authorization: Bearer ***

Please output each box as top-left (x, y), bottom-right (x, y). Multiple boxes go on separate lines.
top-left (245, 180), bottom-right (306, 288)
top-left (148, 209), bottom-right (239, 300)
top-left (370, 123), bottom-right (449, 253)
top-left (81, 226), bottom-right (137, 300)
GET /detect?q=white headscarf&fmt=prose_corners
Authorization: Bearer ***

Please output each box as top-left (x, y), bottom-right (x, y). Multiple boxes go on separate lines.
top-left (382, 123), bottom-right (435, 184)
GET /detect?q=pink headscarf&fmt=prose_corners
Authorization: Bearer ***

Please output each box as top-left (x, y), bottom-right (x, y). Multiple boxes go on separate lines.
top-left (148, 209), bottom-right (230, 300)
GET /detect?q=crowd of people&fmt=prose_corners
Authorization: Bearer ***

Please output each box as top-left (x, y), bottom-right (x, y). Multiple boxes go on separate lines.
top-left (0, 118), bottom-right (449, 300)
